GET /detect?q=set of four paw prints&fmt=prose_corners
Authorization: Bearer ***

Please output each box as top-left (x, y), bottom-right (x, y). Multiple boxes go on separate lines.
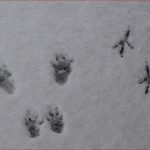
top-left (0, 26), bottom-right (149, 137)
top-left (0, 53), bottom-right (73, 137)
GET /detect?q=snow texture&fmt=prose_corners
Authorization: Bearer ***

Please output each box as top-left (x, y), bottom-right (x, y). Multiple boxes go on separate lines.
top-left (0, 1), bottom-right (149, 149)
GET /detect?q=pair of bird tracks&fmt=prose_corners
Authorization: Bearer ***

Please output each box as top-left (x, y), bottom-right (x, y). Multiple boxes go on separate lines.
top-left (24, 106), bottom-right (64, 137)
top-left (113, 26), bottom-right (150, 95)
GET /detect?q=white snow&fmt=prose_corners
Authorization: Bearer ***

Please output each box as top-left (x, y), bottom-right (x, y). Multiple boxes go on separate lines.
top-left (0, 1), bottom-right (149, 148)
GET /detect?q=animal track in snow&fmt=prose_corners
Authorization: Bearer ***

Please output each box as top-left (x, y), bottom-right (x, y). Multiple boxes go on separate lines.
top-left (51, 53), bottom-right (74, 85)
top-left (138, 61), bottom-right (150, 94)
top-left (24, 109), bottom-right (44, 138)
top-left (113, 26), bottom-right (134, 57)
top-left (46, 106), bottom-right (64, 134)
top-left (0, 63), bottom-right (15, 94)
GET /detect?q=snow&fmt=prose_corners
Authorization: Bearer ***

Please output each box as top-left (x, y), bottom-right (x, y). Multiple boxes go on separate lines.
top-left (0, 1), bottom-right (149, 148)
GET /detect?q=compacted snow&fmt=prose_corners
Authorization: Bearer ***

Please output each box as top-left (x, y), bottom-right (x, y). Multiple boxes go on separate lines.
top-left (0, 1), bottom-right (150, 148)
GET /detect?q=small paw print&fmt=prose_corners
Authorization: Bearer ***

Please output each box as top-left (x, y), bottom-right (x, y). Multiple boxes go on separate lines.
top-left (46, 106), bottom-right (64, 134)
top-left (51, 53), bottom-right (73, 85)
top-left (24, 109), bottom-right (44, 138)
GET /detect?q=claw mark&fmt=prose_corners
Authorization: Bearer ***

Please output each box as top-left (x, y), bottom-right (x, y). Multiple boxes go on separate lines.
top-left (113, 26), bottom-right (134, 57)
top-left (138, 61), bottom-right (150, 94)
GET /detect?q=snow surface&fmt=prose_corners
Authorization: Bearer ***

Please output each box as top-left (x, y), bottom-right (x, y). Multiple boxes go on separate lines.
top-left (0, 1), bottom-right (149, 148)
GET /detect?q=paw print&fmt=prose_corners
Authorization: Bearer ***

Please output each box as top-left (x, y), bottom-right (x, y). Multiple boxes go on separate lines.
top-left (24, 109), bottom-right (44, 137)
top-left (46, 106), bottom-right (64, 134)
top-left (51, 53), bottom-right (73, 85)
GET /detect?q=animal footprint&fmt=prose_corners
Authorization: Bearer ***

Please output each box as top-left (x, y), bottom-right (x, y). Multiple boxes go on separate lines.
top-left (0, 63), bottom-right (15, 94)
top-left (113, 26), bottom-right (134, 57)
top-left (51, 53), bottom-right (73, 85)
top-left (24, 109), bottom-right (44, 138)
top-left (138, 61), bottom-right (150, 94)
top-left (46, 106), bottom-right (64, 134)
